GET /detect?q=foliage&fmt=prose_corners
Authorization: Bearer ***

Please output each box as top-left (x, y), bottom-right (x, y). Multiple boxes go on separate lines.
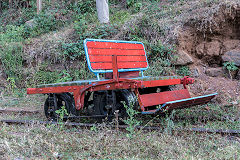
top-left (0, 43), bottom-right (23, 82)
top-left (110, 10), bottom-right (130, 24)
top-left (176, 66), bottom-right (191, 76)
top-left (0, 25), bottom-right (24, 43)
top-left (223, 61), bottom-right (238, 71)
top-left (164, 111), bottom-right (175, 134)
top-left (61, 42), bottom-right (83, 60)
top-left (74, 19), bottom-right (88, 35)
top-left (56, 70), bottom-right (73, 83)
top-left (122, 101), bottom-right (141, 138)
top-left (73, 0), bottom-right (96, 14)
top-left (55, 106), bottom-right (69, 122)
top-left (33, 63), bottom-right (60, 84)
top-left (6, 77), bottom-right (17, 93)
top-left (24, 13), bottom-right (64, 37)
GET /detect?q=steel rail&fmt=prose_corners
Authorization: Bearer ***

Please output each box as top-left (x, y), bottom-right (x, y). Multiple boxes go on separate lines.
top-left (0, 109), bottom-right (40, 114)
top-left (1, 119), bottom-right (239, 136)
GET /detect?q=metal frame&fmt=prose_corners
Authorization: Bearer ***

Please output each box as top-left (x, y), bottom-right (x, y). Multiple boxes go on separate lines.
top-left (27, 39), bottom-right (217, 114)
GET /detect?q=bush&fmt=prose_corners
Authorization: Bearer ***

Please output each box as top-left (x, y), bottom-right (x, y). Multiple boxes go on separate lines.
top-left (0, 43), bottom-right (24, 83)
top-left (0, 25), bottom-right (24, 44)
top-left (24, 13), bottom-right (64, 37)
top-left (176, 66), bottom-right (191, 76)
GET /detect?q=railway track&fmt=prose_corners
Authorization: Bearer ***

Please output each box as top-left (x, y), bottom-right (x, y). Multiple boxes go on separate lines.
top-left (1, 119), bottom-right (240, 137)
top-left (0, 109), bottom-right (235, 122)
top-left (0, 109), bottom-right (40, 114)
top-left (1, 109), bottom-right (239, 137)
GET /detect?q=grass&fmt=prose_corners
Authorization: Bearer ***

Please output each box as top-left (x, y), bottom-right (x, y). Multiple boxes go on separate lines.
top-left (0, 123), bottom-right (239, 159)
top-left (0, 93), bottom-right (239, 159)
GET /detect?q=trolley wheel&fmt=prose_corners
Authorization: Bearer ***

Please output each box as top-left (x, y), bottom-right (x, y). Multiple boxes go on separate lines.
top-left (44, 93), bottom-right (77, 121)
top-left (93, 90), bottom-right (136, 122)
top-left (93, 91), bottom-right (111, 122)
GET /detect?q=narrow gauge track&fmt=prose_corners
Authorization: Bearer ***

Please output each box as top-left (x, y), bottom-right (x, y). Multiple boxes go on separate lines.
top-left (0, 109), bottom-right (40, 114)
top-left (0, 109), bottom-right (234, 122)
top-left (1, 119), bottom-right (240, 137)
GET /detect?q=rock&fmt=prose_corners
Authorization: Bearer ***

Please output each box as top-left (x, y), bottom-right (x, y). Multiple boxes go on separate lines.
top-left (222, 49), bottom-right (240, 66)
top-left (196, 43), bottom-right (205, 57)
top-left (25, 19), bottom-right (36, 28)
top-left (196, 41), bottom-right (221, 57)
top-left (174, 50), bottom-right (194, 65)
top-left (237, 70), bottom-right (240, 80)
top-left (191, 67), bottom-right (200, 78)
top-left (223, 39), bottom-right (240, 51)
top-left (205, 67), bottom-right (224, 77)
top-left (205, 41), bottom-right (221, 56)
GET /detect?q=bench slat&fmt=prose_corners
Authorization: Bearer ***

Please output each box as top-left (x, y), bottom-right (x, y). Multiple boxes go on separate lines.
top-left (91, 62), bottom-right (148, 70)
top-left (88, 48), bottom-right (145, 56)
top-left (84, 39), bottom-right (148, 73)
top-left (87, 41), bottom-right (144, 50)
top-left (89, 55), bottom-right (147, 62)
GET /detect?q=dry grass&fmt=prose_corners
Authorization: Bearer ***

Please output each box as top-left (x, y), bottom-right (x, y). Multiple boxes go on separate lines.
top-left (0, 123), bottom-right (239, 159)
top-left (0, 94), bottom-right (239, 159)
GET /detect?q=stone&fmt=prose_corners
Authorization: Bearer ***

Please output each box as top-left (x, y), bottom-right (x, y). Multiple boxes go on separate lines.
top-left (205, 67), bottom-right (224, 77)
top-left (174, 50), bottom-right (194, 65)
top-left (222, 49), bottom-right (240, 66)
top-left (196, 42), bottom-right (205, 57)
top-left (223, 39), bottom-right (240, 51)
top-left (25, 19), bottom-right (36, 28)
top-left (191, 67), bottom-right (200, 78)
top-left (205, 41), bottom-right (221, 56)
top-left (237, 70), bottom-right (240, 80)
top-left (196, 41), bottom-right (221, 57)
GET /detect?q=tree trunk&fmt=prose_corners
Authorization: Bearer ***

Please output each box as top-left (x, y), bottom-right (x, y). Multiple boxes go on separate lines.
top-left (96, 0), bottom-right (109, 23)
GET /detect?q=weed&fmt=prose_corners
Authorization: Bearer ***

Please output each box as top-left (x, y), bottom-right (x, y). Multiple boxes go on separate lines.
top-left (223, 61), bottom-right (238, 71)
top-left (164, 110), bottom-right (175, 134)
top-left (223, 61), bottom-right (238, 79)
top-left (55, 106), bottom-right (68, 121)
top-left (24, 12), bottom-right (64, 37)
top-left (90, 126), bottom-right (98, 132)
top-left (6, 77), bottom-right (17, 94)
top-left (122, 101), bottom-right (141, 138)
top-left (55, 106), bottom-right (69, 129)
top-left (56, 70), bottom-right (73, 83)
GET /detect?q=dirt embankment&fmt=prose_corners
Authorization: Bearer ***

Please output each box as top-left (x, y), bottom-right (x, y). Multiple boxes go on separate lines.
top-left (176, 5), bottom-right (240, 104)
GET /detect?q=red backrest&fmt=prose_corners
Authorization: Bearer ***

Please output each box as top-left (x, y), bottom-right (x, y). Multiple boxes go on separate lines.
top-left (84, 39), bottom-right (148, 74)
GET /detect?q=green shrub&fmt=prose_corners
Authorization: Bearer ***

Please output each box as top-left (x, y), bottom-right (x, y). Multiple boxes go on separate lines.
top-left (61, 42), bottom-right (84, 60)
top-left (176, 66), bottom-right (191, 76)
top-left (0, 25), bottom-right (24, 44)
top-left (0, 43), bottom-right (23, 82)
top-left (24, 13), bottom-right (64, 37)
top-left (33, 63), bottom-right (60, 84)
top-left (74, 19), bottom-right (88, 36)
top-left (73, 0), bottom-right (95, 14)
top-left (56, 70), bottom-right (73, 83)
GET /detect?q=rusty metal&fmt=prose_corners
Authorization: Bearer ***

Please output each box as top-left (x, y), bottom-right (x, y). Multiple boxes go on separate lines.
top-left (27, 39), bottom-right (217, 118)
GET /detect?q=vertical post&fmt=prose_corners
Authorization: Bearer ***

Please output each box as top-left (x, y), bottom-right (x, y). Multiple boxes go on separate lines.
top-left (9, 0), bottom-right (12, 8)
top-left (112, 55), bottom-right (119, 81)
top-left (37, 0), bottom-right (42, 14)
top-left (96, 0), bottom-right (109, 23)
